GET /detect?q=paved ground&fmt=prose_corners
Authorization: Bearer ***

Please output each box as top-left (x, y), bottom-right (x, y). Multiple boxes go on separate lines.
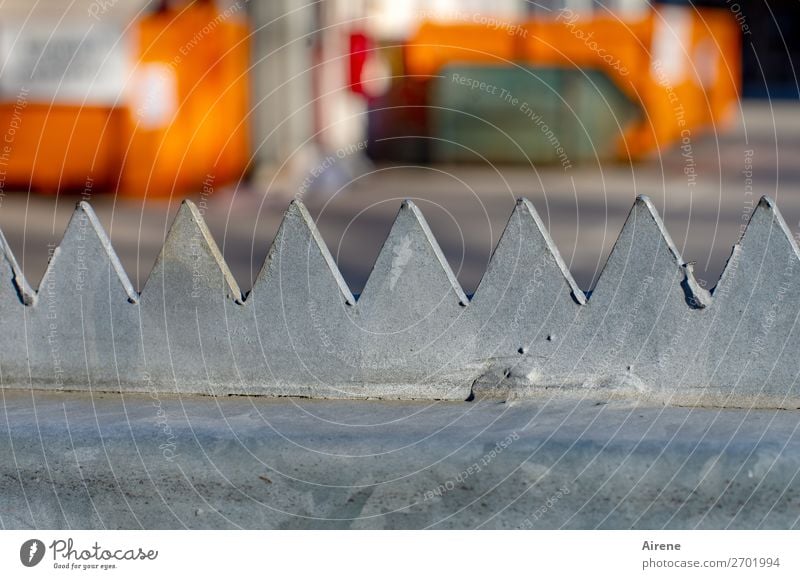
top-left (2, 389), bottom-right (798, 529)
top-left (0, 100), bottom-right (797, 295)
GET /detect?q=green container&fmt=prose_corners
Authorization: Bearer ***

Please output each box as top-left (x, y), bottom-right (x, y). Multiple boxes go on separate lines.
top-left (430, 65), bottom-right (640, 165)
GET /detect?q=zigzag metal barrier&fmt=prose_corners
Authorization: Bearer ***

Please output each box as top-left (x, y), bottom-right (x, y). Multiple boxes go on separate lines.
top-left (0, 194), bottom-right (798, 407)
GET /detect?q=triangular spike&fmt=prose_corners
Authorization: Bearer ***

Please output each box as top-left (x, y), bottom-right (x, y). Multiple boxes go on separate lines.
top-left (252, 199), bottom-right (354, 305)
top-left (38, 201), bottom-right (137, 303)
top-left (590, 195), bottom-right (710, 307)
top-left (136, 200), bottom-right (244, 394)
top-left (712, 196), bottom-right (793, 298)
top-left (357, 199), bottom-right (468, 310)
top-left (696, 196), bottom-right (800, 401)
top-left (141, 199), bottom-right (242, 303)
top-left (472, 197), bottom-right (585, 306)
top-left (754, 195), bottom-right (798, 252)
top-left (14, 202), bottom-right (146, 393)
top-left (351, 200), bottom-right (472, 397)
top-left (466, 197), bottom-right (585, 366)
top-left (241, 199), bottom-right (360, 396)
top-left (0, 226), bottom-right (34, 305)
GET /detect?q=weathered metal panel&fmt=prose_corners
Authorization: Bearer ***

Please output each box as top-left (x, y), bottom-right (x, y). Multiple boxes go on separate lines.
top-left (1, 195), bottom-right (798, 407)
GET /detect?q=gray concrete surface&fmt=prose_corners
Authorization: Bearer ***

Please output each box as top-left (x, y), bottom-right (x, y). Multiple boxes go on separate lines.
top-left (1, 389), bottom-right (798, 529)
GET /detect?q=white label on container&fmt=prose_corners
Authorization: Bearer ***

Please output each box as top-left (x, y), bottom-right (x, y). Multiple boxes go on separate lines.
top-left (128, 63), bottom-right (177, 130)
top-left (650, 5), bottom-right (692, 86)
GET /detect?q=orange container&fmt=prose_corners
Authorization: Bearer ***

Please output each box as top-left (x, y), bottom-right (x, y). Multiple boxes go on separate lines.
top-left (0, 104), bottom-right (124, 193)
top-left (405, 21), bottom-right (518, 78)
top-left (0, 1), bottom-right (250, 196)
top-left (123, 1), bottom-right (250, 197)
top-left (633, 6), bottom-right (741, 155)
top-left (406, 6), bottom-right (739, 160)
top-left (520, 14), bottom-right (652, 104)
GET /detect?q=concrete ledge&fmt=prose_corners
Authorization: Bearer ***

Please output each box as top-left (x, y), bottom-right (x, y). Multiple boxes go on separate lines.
top-left (1, 389), bottom-right (798, 529)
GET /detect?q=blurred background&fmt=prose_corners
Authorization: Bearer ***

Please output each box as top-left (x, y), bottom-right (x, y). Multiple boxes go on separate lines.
top-left (0, 0), bottom-right (796, 297)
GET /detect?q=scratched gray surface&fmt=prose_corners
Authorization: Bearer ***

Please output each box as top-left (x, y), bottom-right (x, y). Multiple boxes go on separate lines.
top-left (1, 390), bottom-right (797, 529)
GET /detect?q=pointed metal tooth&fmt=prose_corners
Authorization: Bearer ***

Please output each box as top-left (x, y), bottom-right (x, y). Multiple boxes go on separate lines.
top-left (251, 199), bottom-right (354, 306)
top-left (358, 199), bottom-right (468, 314)
top-left (698, 196), bottom-right (800, 403)
top-left (136, 200), bottom-right (244, 394)
top-left (588, 195), bottom-right (710, 308)
top-left (468, 198), bottom-right (584, 363)
top-left (242, 199), bottom-right (360, 397)
top-left (15, 202), bottom-right (145, 392)
top-left (530, 195), bottom-right (709, 394)
top-left (354, 200), bottom-right (472, 399)
top-left (141, 200), bottom-right (242, 303)
top-left (38, 202), bottom-right (138, 303)
top-left (472, 197), bottom-right (585, 304)
top-left (591, 195), bottom-right (700, 310)
top-left (713, 196), bottom-right (800, 299)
